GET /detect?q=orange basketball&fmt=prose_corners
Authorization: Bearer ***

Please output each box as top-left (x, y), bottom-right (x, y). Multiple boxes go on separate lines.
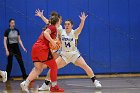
top-left (49, 39), bottom-right (61, 50)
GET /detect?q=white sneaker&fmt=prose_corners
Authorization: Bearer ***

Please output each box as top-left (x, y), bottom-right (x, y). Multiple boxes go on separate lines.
top-left (20, 81), bottom-right (29, 93)
top-left (1, 71), bottom-right (7, 82)
top-left (94, 80), bottom-right (102, 88)
top-left (38, 83), bottom-right (50, 91)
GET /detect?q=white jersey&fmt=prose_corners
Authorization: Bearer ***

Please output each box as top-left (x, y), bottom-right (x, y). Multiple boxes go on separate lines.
top-left (57, 25), bottom-right (63, 32)
top-left (56, 25), bottom-right (63, 38)
top-left (60, 29), bottom-right (79, 52)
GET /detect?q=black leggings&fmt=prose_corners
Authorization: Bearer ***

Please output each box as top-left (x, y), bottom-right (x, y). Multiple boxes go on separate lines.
top-left (6, 43), bottom-right (27, 79)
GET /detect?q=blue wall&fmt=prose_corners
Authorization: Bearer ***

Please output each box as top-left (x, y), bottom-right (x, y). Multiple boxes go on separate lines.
top-left (0, 0), bottom-right (140, 76)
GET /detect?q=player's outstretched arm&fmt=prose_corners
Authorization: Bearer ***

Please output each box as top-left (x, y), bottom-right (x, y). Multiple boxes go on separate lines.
top-left (74, 12), bottom-right (88, 35)
top-left (35, 9), bottom-right (49, 25)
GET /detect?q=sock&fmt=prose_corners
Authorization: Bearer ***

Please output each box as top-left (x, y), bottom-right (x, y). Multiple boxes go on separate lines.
top-left (45, 79), bottom-right (51, 85)
top-left (25, 79), bottom-right (30, 86)
top-left (52, 81), bottom-right (57, 87)
top-left (91, 76), bottom-right (96, 83)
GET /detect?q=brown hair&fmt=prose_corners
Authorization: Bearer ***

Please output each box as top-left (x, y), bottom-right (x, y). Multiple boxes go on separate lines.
top-left (42, 16), bottom-right (59, 31)
top-left (51, 11), bottom-right (58, 17)
top-left (49, 16), bottom-right (59, 25)
top-left (51, 11), bottom-right (61, 19)
top-left (65, 19), bottom-right (74, 25)
top-left (42, 11), bottom-right (60, 31)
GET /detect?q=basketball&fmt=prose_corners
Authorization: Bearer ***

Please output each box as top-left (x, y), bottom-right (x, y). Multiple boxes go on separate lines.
top-left (49, 39), bottom-right (61, 50)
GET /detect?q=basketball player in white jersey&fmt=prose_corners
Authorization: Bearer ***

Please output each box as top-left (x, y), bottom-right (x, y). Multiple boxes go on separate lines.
top-left (37, 12), bottom-right (102, 91)
top-left (0, 70), bottom-right (7, 82)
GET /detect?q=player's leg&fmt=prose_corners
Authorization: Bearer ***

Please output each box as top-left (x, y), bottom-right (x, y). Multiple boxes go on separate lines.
top-left (46, 56), bottom-right (67, 79)
top-left (0, 70), bottom-right (7, 82)
top-left (27, 62), bottom-right (44, 81)
top-left (42, 52), bottom-right (59, 69)
top-left (39, 56), bottom-right (67, 91)
top-left (42, 48), bottom-right (61, 69)
top-left (74, 56), bottom-right (102, 88)
top-left (20, 62), bottom-right (44, 93)
top-left (44, 59), bottom-right (64, 92)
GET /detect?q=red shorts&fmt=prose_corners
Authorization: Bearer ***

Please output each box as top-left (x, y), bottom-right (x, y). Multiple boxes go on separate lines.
top-left (31, 45), bottom-right (53, 63)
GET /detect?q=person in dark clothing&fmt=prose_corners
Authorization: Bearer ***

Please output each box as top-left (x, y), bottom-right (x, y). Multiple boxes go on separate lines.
top-left (4, 18), bottom-right (27, 79)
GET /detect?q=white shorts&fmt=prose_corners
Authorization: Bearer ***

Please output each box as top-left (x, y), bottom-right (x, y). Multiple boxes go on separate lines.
top-left (60, 50), bottom-right (81, 64)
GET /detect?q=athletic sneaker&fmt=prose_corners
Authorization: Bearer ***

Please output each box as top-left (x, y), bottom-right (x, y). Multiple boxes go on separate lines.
top-left (38, 83), bottom-right (50, 91)
top-left (1, 71), bottom-right (7, 82)
top-left (94, 80), bottom-right (102, 88)
top-left (50, 85), bottom-right (64, 92)
top-left (20, 81), bottom-right (29, 93)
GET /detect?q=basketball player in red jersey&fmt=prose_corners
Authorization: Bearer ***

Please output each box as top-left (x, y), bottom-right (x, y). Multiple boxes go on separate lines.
top-left (35, 9), bottom-right (63, 60)
top-left (20, 16), bottom-right (64, 93)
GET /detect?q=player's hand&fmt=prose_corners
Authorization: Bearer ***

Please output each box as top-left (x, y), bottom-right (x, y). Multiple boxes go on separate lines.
top-left (6, 50), bottom-right (9, 56)
top-left (35, 9), bottom-right (44, 17)
top-left (79, 12), bottom-right (88, 21)
top-left (51, 40), bottom-right (58, 48)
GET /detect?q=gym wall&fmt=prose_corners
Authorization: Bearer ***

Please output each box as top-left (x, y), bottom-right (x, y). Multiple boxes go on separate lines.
top-left (0, 0), bottom-right (140, 76)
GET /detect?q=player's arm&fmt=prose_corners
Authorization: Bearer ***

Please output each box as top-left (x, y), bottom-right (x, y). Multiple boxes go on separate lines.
top-left (74, 12), bottom-right (88, 35)
top-left (57, 25), bottom-right (63, 40)
top-left (35, 9), bottom-right (49, 25)
top-left (57, 29), bottom-right (61, 41)
top-left (44, 29), bottom-right (57, 47)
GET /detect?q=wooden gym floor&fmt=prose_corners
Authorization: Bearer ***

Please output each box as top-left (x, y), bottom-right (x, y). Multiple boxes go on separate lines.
top-left (0, 74), bottom-right (140, 93)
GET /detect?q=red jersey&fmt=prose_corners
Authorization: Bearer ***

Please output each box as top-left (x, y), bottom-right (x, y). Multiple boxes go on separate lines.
top-left (34, 25), bottom-right (57, 49)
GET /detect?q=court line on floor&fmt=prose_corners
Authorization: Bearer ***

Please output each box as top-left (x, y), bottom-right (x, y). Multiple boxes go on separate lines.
top-left (12, 74), bottom-right (140, 80)
top-left (67, 84), bottom-right (140, 89)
